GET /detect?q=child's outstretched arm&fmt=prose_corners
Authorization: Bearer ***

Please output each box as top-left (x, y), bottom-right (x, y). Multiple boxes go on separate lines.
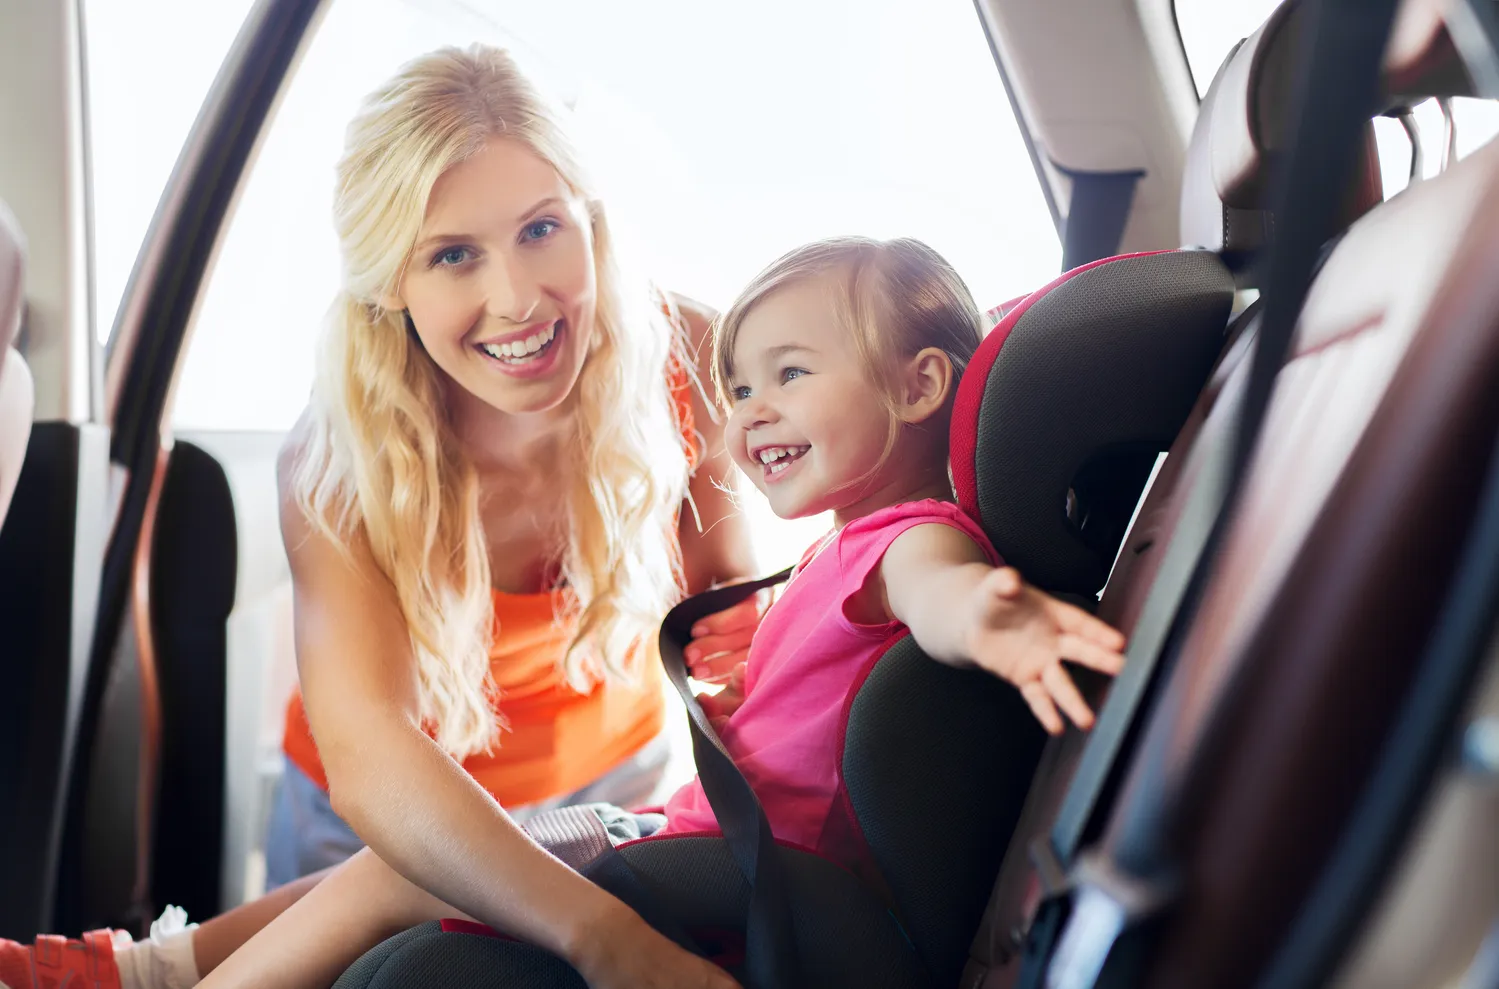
top-left (877, 523), bottom-right (1126, 734)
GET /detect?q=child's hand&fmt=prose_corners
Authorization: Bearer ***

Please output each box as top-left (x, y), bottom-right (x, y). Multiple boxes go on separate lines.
top-left (697, 662), bottom-right (748, 733)
top-left (685, 588), bottom-right (769, 683)
top-left (964, 567), bottom-right (1126, 735)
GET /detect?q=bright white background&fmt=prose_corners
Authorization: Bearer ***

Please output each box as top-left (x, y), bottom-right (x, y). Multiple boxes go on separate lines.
top-left (84, 0), bottom-right (1062, 573)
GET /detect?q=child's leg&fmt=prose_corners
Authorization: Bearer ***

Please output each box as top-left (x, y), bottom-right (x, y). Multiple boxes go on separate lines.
top-left (193, 868), bottom-right (330, 975)
top-left (198, 849), bottom-right (465, 989)
top-left (0, 870), bottom-right (329, 989)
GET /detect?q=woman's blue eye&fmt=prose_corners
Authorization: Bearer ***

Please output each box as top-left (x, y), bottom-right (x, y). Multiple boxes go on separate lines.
top-left (731, 385), bottom-right (752, 402)
top-left (431, 246), bottom-right (472, 268)
top-left (781, 367), bottom-right (808, 383)
top-left (522, 219), bottom-right (559, 242)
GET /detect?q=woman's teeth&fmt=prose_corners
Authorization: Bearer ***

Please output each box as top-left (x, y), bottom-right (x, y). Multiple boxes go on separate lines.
top-left (480, 322), bottom-right (558, 363)
top-left (758, 446), bottom-right (810, 474)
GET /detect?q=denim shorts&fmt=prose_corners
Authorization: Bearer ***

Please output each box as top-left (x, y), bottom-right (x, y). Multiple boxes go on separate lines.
top-left (263, 730), bottom-right (672, 890)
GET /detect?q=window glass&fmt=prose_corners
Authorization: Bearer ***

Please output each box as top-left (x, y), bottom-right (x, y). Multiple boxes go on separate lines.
top-left (85, 0), bottom-right (259, 345)
top-left (88, 0), bottom-right (1060, 570)
top-left (1373, 98), bottom-right (1499, 198)
top-left (1173, 0), bottom-right (1287, 97)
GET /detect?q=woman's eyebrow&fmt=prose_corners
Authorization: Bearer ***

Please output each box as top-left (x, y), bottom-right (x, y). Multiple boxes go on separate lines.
top-left (516, 195), bottom-right (565, 221)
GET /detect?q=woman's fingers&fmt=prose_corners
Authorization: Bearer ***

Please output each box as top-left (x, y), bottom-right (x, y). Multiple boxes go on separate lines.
top-left (690, 592), bottom-right (766, 639)
top-left (1042, 663), bottom-right (1096, 731)
top-left (1057, 632), bottom-right (1126, 675)
top-left (688, 650), bottom-right (747, 683)
top-left (1019, 680), bottom-right (1064, 735)
top-left (686, 626), bottom-right (755, 665)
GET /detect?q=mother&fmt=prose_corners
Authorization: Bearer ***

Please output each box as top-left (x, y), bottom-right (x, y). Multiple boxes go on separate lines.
top-left (266, 44), bottom-right (756, 984)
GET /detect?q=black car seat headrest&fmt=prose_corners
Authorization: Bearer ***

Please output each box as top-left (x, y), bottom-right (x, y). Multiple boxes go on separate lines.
top-left (1179, 0), bottom-right (1385, 268)
top-left (951, 250), bottom-right (1235, 599)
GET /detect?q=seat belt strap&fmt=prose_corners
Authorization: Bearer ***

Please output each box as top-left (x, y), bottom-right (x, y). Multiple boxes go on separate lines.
top-left (658, 570), bottom-right (799, 989)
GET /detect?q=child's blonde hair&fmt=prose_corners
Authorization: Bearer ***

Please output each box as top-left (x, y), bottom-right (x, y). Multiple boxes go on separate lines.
top-left (712, 236), bottom-right (984, 469)
top-left (291, 45), bottom-right (691, 759)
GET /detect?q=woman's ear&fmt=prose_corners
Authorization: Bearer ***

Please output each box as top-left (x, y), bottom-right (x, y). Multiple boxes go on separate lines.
top-left (896, 347), bottom-right (955, 425)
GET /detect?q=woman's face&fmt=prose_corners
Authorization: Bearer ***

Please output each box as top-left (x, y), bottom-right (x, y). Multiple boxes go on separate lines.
top-left (392, 138), bottom-right (597, 417)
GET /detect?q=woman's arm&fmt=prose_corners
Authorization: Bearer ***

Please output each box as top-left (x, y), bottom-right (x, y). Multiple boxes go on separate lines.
top-left (672, 294), bottom-right (756, 595)
top-left (272, 432), bottom-right (690, 978)
top-left (202, 848), bottom-right (738, 989)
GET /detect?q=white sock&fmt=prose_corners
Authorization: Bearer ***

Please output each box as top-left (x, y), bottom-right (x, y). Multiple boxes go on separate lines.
top-left (113, 906), bottom-right (201, 989)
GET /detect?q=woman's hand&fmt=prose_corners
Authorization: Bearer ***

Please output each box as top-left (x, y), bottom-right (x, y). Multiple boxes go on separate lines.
top-left (697, 662), bottom-right (748, 732)
top-left (683, 589), bottom-right (769, 683)
top-left (963, 567), bottom-right (1126, 734)
top-left (569, 903), bottom-right (741, 989)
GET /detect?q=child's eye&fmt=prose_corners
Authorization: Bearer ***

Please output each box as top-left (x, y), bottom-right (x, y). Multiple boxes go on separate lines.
top-left (781, 367), bottom-right (808, 384)
top-left (430, 245), bottom-right (475, 268)
top-left (521, 219), bottom-right (560, 243)
top-left (731, 385), bottom-right (753, 402)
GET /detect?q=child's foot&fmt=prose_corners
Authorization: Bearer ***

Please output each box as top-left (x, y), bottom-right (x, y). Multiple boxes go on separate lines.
top-left (0, 929), bottom-right (124, 989)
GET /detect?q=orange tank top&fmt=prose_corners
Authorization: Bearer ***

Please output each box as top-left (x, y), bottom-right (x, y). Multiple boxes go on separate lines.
top-left (283, 325), bottom-right (703, 807)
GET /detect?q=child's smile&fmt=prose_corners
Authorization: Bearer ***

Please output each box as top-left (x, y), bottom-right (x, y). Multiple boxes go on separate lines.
top-left (752, 443), bottom-right (811, 482)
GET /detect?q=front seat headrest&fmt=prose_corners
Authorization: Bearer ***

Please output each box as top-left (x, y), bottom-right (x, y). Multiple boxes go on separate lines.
top-left (0, 200), bottom-right (32, 530)
top-left (951, 250), bottom-right (1235, 598)
top-left (0, 200), bottom-right (22, 359)
top-left (1179, 0), bottom-right (1384, 268)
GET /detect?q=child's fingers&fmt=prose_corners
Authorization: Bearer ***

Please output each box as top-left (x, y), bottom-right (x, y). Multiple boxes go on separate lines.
top-left (1043, 663), bottom-right (1096, 730)
top-left (1052, 600), bottom-right (1127, 650)
top-left (1019, 680), bottom-right (1065, 735)
top-left (1057, 633), bottom-right (1126, 675)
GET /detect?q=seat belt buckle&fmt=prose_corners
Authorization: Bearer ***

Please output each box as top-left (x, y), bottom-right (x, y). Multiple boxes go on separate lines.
top-left (1043, 853), bottom-right (1175, 989)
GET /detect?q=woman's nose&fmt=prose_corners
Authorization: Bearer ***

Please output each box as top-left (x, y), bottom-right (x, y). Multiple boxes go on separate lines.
top-left (485, 253), bottom-right (541, 324)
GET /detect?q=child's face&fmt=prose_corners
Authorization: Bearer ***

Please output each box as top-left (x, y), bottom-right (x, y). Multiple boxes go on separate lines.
top-left (725, 275), bottom-right (899, 523)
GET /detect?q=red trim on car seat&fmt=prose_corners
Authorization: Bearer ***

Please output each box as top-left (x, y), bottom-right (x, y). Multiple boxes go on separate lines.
top-left (986, 294), bottom-right (1030, 324)
top-left (439, 918), bottom-right (512, 938)
top-left (952, 252), bottom-right (1171, 519)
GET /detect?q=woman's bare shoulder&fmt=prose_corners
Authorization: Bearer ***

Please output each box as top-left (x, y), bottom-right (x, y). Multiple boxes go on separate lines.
top-left (666, 291), bottom-right (718, 349)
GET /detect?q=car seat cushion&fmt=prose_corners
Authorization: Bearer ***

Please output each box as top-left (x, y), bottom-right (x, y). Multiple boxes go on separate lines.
top-left (951, 250), bottom-right (1236, 597)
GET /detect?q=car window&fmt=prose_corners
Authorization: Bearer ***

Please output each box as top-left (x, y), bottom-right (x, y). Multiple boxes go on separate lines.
top-left (1372, 98), bottom-right (1499, 198)
top-left (87, 0), bottom-right (1060, 569)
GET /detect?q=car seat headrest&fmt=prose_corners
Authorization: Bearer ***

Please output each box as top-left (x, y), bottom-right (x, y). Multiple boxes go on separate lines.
top-left (0, 200), bottom-right (23, 357)
top-left (951, 251), bottom-right (1235, 598)
top-left (1179, 0), bottom-right (1384, 268)
top-left (1385, 0), bottom-right (1474, 100)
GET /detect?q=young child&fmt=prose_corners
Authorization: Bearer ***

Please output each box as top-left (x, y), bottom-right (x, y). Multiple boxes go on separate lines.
top-left (0, 236), bottom-right (1124, 989)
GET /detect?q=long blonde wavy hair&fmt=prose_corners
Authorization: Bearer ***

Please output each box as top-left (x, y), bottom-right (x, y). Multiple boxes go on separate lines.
top-left (293, 45), bottom-right (693, 759)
